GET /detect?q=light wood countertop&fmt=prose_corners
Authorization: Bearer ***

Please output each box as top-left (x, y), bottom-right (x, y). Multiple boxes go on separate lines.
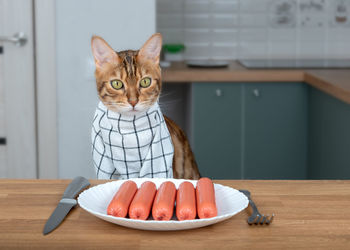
top-left (162, 61), bottom-right (350, 104)
top-left (1, 179), bottom-right (350, 249)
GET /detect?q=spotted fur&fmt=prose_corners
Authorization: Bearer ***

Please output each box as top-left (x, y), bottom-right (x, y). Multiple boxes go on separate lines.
top-left (91, 33), bottom-right (200, 179)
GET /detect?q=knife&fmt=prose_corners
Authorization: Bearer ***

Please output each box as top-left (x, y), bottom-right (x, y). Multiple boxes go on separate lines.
top-left (43, 176), bottom-right (90, 235)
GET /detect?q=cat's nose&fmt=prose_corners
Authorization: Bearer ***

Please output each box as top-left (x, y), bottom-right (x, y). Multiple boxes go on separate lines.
top-left (128, 99), bottom-right (138, 107)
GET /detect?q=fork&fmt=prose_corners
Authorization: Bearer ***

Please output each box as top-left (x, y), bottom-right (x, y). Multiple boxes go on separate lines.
top-left (239, 189), bottom-right (274, 225)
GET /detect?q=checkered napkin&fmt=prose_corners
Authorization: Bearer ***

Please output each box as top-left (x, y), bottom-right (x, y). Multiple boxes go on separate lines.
top-left (91, 101), bottom-right (174, 179)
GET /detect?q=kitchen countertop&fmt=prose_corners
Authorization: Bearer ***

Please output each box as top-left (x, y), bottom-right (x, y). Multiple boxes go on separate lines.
top-left (162, 61), bottom-right (350, 105)
top-left (1, 179), bottom-right (350, 249)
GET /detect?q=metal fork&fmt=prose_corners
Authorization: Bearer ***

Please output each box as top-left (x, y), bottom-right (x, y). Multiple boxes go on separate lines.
top-left (239, 189), bottom-right (274, 225)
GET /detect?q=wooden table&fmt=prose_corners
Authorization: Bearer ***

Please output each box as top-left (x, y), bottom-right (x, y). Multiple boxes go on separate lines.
top-left (1, 180), bottom-right (350, 249)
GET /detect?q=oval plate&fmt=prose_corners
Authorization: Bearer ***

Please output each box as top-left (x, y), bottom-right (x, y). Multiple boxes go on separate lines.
top-left (78, 178), bottom-right (248, 231)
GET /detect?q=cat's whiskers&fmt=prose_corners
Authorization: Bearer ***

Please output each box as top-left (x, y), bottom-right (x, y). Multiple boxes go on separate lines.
top-left (158, 100), bottom-right (182, 112)
top-left (159, 91), bottom-right (175, 99)
top-left (138, 100), bottom-right (155, 109)
top-left (104, 101), bottom-right (126, 105)
top-left (158, 99), bottom-right (182, 105)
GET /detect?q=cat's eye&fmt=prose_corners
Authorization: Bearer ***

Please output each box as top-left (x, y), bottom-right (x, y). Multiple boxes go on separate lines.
top-left (110, 79), bottom-right (124, 90)
top-left (140, 77), bottom-right (152, 88)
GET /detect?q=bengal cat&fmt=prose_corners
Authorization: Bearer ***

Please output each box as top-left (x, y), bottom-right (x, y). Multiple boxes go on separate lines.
top-left (91, 33), bottom-right (200, 180)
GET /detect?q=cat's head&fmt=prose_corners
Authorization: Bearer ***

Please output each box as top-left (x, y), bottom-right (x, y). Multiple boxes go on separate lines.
top-left (91, 33), bottom-right (162, 115)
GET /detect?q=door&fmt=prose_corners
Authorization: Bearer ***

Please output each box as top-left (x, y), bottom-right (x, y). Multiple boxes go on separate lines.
top-left (244, 82), bottom-right (308, 179)
top-left (0, 45), bottom-right (5, 173)
top-left (192, 83), bottom-right (243, 179)
top-left (0, 0), bottom-right (37, 178)
top-left (308, 87), bottom-right (350, 179)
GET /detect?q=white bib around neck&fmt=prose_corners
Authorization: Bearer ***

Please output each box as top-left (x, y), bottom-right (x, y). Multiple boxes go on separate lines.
top-left (92, 101), bottom-right (174, 179)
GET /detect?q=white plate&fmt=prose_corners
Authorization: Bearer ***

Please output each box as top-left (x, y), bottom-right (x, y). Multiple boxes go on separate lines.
top-left (78, 178), bottom-right (248, 231)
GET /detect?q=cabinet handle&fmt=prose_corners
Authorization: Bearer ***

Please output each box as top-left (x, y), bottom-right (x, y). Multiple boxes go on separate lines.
top-left (253, 89), bottom-right (260, 97)
top-left (216, 89), bottom-right (222, 97)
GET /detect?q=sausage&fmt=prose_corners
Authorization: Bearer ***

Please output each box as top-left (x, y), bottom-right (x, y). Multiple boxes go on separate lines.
top-left (196, 177), bottom-right (218, 219)
top-left (107, 180), bottom-right (138, 217)
top-left (176, 181), bottom-right (196, 220)
top-left (152, 181), bottom-right (176, 221)
top-left (129, 181), bottom-right (157, 220)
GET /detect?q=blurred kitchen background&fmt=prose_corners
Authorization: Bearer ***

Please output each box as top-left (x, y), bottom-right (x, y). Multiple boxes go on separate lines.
top-left (1, 0), bottom-right (350, 180)
top-left (158, 0), bottom-right (350, 61)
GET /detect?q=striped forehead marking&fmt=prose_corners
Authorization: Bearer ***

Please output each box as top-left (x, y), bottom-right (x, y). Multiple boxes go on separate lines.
top-left (118, 50), bottom-right (138, 77)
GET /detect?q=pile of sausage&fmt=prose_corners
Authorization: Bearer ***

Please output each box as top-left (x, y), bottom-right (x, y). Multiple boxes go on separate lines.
top-left (107, 177), bottom-right (218, 221)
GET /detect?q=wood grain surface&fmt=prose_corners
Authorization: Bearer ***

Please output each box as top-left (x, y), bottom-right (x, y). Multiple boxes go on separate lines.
top-left (162, 61), bottom-right (350, 104)
top-left (1, 179), bottom-right (350, 249)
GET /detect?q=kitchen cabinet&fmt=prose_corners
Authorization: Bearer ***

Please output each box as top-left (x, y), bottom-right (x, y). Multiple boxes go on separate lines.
top-left (244, 83), bottom-right (308, 179)
top-left (192, 82), bottom-right (308, 179)
top-left (308, 87), bottom-right (350, 179)
top-left (192, 83), bottom-right (243, 179)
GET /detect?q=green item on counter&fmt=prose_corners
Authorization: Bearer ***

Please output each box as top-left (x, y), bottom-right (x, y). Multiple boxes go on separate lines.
top-left (163, 44), bottom-right (185, 53)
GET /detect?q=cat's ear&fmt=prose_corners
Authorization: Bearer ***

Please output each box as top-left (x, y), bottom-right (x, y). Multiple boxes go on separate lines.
top-left (91, 36), bottom-right (119, 69)
top-left (138, 33), bottom-right (162, 65)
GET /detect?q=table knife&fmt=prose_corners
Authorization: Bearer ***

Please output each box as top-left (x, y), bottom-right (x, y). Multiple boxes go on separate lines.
top-left (43, 176), bottom-right (90, 235)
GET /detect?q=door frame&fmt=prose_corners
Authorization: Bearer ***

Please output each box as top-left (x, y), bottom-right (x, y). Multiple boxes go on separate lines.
top-left (34, 0), bottom-right (58, 178)
top-left (1, 0), bottom-right (37, 178)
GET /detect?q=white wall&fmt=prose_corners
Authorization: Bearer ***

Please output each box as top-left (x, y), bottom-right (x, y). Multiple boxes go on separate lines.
top-left (157, 0), bottom-right (350, 60)
top-left (56, 0), bottom-right (156, 178)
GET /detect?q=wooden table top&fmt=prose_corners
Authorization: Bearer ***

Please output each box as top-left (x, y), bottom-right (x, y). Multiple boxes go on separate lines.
top-left (1, 179), bottom-right (350, 249)
top-left (162, 61), bottom-right (350, 105)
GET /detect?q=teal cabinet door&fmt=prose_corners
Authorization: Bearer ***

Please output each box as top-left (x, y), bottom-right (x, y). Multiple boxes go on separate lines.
top-left (244, 83), bottom-right (308, 179)
top-left (192, 83), bottom-right (242, 179)
top-left (308, 87), bottom-right (350, 179)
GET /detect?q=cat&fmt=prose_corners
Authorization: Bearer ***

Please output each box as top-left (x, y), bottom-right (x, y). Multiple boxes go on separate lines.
top-left (91, 33), bottom-right (200, 180)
